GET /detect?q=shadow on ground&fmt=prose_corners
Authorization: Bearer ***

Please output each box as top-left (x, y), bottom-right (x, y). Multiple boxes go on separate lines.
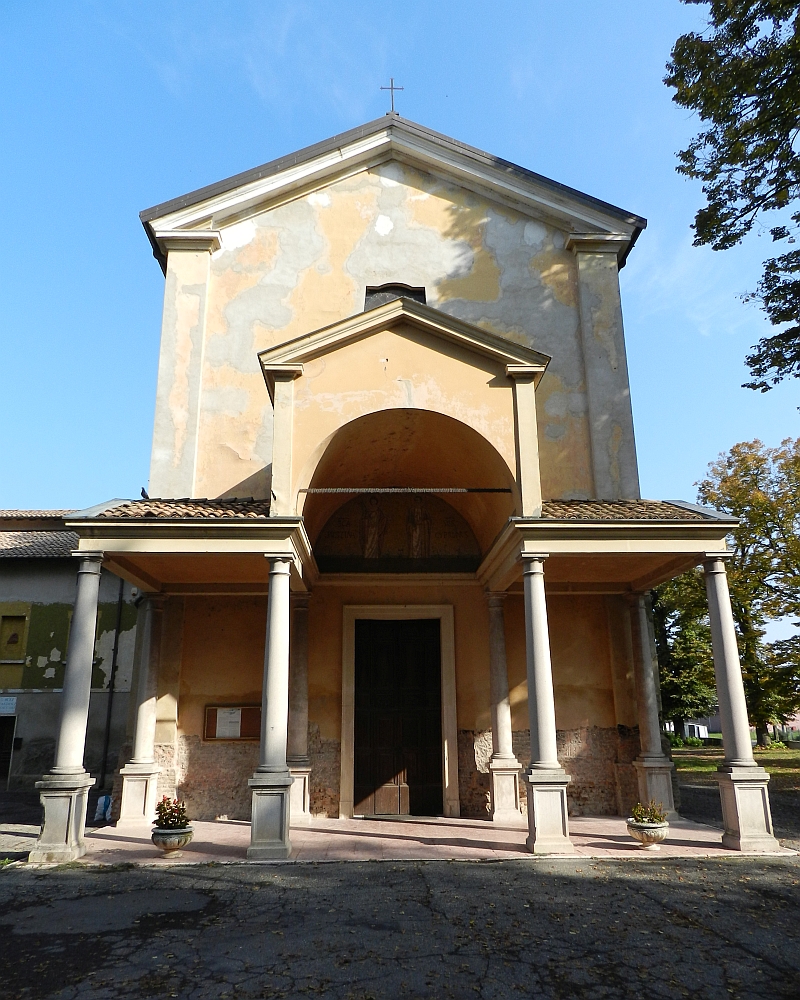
top-left (1, 856), bottom-right (798, 1000)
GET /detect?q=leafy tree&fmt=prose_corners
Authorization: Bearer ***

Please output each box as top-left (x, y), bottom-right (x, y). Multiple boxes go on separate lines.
top-left (652, 571), bottom-right (717, 733)
top-left (654, 439), bottom-right (800, 743)
top-left (665, 2), bottom-right (800, 390)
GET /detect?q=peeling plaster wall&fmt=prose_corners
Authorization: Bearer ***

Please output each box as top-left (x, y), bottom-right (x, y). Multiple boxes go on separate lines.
top-left (149, 160), bottom-right (635, 502)
top-left (0, 560), bottom-right (138, 788)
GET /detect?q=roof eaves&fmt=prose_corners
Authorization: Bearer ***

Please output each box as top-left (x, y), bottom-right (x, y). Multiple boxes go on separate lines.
top-left (666, 500), bottom-right (736, 522)
top-left (64, 498), bottom-right (132, 521)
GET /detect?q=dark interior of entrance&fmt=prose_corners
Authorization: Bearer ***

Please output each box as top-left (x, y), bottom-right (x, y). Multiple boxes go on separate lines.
top-left (353, 619), bottom-right (443, 816)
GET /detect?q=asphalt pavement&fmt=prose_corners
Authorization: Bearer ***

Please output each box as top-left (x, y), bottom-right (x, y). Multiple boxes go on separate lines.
top-left (1, 856), bottom-right (798, 1000)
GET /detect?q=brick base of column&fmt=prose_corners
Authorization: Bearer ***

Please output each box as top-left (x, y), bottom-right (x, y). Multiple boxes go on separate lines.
top-left (717, 767), bottom-right (782, 853)
top-left (29, 771), bottom-right (94, 863)
top-left (524, 768), bottom-right (574, 854)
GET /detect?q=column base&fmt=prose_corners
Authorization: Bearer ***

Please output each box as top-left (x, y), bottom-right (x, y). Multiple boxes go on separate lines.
top-left (29, 771), bottom-right (94, 863)
top-left (288, 760), bottom-right (312, 826)
top-left (717, 766), bottom-right (782, 853)
top-left (118, 761), bottom-right (161, 823)
top-left (524, 768), bottom-right (574, 855)
top-left (248, 771), bottom-right (293, 859)
top-left (633, 757), bottom-right (677, 817)
top-left (489, 756), bottom-right (524, 825)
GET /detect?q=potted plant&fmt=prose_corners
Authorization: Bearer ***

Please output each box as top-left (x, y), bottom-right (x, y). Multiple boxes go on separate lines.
top-left (626, 800), bottom-right (669, 851)
top-left (151, 796), bottom-right (193, 858)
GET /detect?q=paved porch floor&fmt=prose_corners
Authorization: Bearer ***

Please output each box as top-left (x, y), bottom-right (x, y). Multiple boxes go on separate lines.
top-left (73, 813), bottom-right (791, 866)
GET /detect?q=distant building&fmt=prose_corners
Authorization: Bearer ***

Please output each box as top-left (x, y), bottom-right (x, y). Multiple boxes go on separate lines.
top-left (0, 512), bottom-right (137, 791)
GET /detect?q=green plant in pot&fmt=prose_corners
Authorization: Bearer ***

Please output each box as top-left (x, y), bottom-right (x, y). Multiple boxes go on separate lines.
top-left (626, 800), bottom-right (669, 851)
top-left (151, 796), bottom-right (193, 858)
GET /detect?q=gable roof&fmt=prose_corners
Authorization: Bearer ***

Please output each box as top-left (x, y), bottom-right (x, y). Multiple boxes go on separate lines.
top-left (140, 114), bottom-right (646, 273)
top-left (257, 297), bottom-right (550, 399)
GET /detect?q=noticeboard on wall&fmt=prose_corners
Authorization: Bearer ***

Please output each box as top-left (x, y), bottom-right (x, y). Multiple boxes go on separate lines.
top-left (204, 705), bottom-right (261, 741)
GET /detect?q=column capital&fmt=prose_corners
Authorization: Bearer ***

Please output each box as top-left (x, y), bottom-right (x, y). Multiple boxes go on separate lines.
top-left (265, 556), bottom-right (292, 576)
top-left (565, 233), bottom-right (629, 256)
top-left (703, 552), bottom-right (733, 571)
top-left (521, 553), bottom-right (549, 572)
top-left (72, 551), bottom-right (103, 572)
top-left (485, 590), bottom-right (508, 607)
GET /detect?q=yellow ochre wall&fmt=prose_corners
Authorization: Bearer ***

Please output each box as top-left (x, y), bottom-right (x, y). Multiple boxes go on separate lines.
top-left (172, 588), bottom-right (636, 743)
top-left (150, 161), bottom-right (595, 503)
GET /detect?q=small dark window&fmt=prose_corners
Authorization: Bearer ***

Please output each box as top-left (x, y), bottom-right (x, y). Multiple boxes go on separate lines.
top-left (364, 283), bottom-right (426, 311)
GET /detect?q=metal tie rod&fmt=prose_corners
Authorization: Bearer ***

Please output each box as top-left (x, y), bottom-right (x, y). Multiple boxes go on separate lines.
top-left (298, 487), bottom-right (512, 493)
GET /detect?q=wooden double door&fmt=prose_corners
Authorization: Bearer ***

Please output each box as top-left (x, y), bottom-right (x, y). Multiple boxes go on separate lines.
top-left (353, 618), bottom-right (443, 816)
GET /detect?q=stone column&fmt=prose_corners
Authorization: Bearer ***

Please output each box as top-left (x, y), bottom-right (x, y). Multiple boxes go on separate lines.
top-left (628, 595), bottom-right (675, 814)
top-left (287, 592), bottom-right (312, 825)
top-left (30, 553), bottom-right (102, 863)
top-left (521, 556), bottom-right (574, 854)
top-left (118, 596), bottom-right (165, 822)
top-left (486, 592), bottom-right (523, 824)
top-left (704, 557), bottom-right (780, 852)
top-left (248, 558), bottom-right (293, 859)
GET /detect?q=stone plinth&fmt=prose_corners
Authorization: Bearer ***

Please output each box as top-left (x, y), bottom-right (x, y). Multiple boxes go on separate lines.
top-left (718, 767), bottom-right (781, 853)
top-left (29, 772), bottom-right (94, 863)
top-left (248, 772), bottom-right (293, 859)
top-left (524, 769), bottom-right (574, 855)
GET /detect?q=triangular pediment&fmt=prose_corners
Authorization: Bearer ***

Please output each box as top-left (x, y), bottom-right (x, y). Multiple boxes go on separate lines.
top-left (257, 298), bottom-right (550, 399)
top-left (140, 115), bottom-right (646, 272)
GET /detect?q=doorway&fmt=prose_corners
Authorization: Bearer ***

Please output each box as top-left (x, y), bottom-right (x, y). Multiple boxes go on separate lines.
top-left (0, 716), bottom-right (16, 787)
top-left (354, 619), bottom-right (443, 816)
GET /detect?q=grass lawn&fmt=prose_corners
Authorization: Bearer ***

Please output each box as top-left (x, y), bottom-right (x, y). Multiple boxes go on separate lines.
top-left (673, 747), bottom-right (800, 791)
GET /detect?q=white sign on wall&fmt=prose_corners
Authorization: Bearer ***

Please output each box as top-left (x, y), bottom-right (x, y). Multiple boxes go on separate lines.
top-left (215, 707), bottom-right (242, 739)
top-left (0, 697), bottom-right (17, 715)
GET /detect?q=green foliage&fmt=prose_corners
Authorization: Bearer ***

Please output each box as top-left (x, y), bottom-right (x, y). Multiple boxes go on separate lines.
top-left (665, 2), bottom-right (800, 389)
top-left (154, 796), bottom-right (189, 829)
top-left (652, 571), bottom-right (718, 725)
top-left (685, 736), bottom-right (706, 747)
top-left (667, 733), bottom-right (686, 747)
top-left (655, 439), bottom-right (800, 737)
top-left (630, 800), bottom-right (668, 823)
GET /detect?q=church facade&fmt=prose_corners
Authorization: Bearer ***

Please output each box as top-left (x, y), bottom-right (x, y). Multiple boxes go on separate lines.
top-left (28, 116), bottom-right (779, 861)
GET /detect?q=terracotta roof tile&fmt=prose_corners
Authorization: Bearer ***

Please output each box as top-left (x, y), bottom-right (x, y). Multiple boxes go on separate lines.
top-left (94, 498), bottom-right (272, 519)
top-left (539, 499), bottom-right (711, 521)
top-left (87, 497), bottom-right (718, 523)
top-left (0, 510), bottom-right (76, 518)
top-left (0, 531), bottom-right (79, 558)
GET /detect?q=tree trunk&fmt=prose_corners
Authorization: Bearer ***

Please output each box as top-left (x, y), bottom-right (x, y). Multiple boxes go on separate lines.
top-left (755, 722), bottom-right (771, 747)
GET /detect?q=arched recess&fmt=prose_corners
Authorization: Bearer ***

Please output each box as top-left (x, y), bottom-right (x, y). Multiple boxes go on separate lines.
top-left (299, 408), bottom-right (518, 554)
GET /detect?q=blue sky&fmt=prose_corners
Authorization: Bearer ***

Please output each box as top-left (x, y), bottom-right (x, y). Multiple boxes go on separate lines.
top-left (0, 1), bottom-right (796, 512)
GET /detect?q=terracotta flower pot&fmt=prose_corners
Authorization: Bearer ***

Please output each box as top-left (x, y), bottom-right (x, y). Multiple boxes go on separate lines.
top-left (151, 826), bottom-right (194, 858)
top-left (626, 820), bottom-right (669, 851)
